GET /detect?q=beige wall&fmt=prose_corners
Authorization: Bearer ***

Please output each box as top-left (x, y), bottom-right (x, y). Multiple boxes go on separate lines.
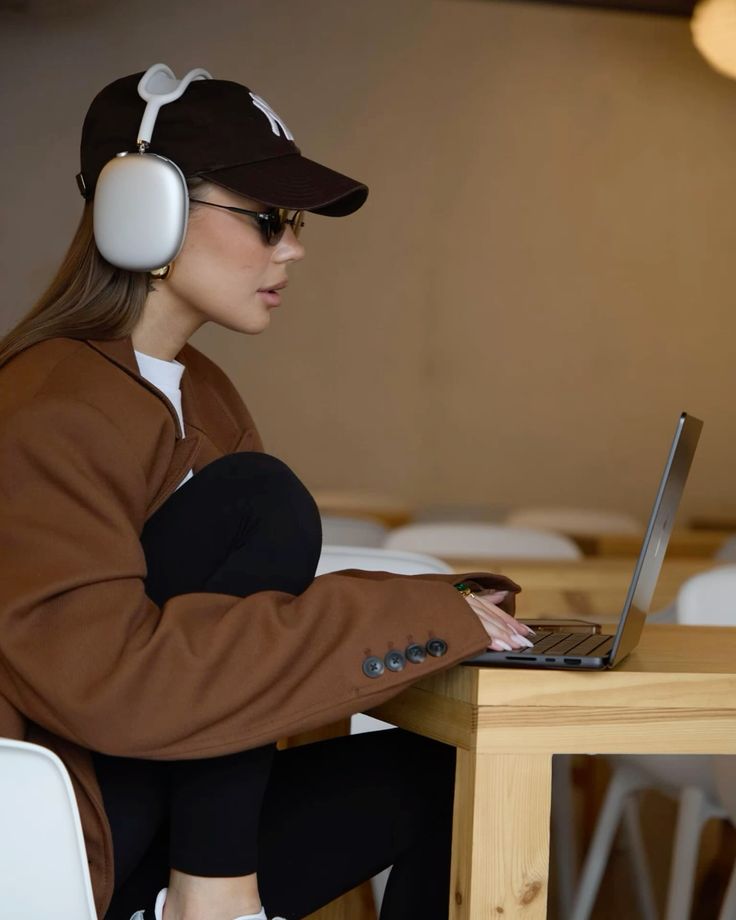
top-left (2, 0), bottom-right (735, 521)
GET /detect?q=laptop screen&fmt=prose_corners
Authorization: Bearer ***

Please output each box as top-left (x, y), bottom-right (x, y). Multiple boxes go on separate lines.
top-left (610, 412), bottom-right (703, 665)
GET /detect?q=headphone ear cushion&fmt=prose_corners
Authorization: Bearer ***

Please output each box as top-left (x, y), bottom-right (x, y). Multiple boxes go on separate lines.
top-left (93, 153), bottom-right (188, 271)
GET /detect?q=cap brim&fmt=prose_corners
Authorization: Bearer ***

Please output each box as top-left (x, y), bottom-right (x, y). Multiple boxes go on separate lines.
top-left (198, 153), bottom-right (368, 217)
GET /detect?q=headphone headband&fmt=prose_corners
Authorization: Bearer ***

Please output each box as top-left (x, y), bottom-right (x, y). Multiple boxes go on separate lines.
top-left (136, 63), bottom-right (212, 149)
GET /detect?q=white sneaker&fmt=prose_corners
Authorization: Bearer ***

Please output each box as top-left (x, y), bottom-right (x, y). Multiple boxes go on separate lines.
top-left (127, 886), bottom-right (168, 920)
top-left (129, 886), bottom-right (288, 920)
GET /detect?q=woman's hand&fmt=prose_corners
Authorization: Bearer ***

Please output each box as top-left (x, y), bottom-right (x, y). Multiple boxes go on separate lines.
top-left (463, 589), bottom-right (535, 651)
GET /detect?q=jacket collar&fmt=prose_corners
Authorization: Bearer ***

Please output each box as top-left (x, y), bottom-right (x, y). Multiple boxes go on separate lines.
top-left (84, 335), bottom-right (206, 437)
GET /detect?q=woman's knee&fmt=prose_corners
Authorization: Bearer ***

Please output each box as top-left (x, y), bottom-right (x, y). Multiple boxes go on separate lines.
top-left (200, 452), bottom-right (323, 594)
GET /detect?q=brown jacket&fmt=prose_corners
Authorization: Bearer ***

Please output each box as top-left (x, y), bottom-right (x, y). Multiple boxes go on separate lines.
top-left (0, 334), bottom-right (519, 917)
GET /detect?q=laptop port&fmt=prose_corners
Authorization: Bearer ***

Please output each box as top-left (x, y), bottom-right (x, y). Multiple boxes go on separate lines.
top-left (564, 658), bottom-right (581, 665)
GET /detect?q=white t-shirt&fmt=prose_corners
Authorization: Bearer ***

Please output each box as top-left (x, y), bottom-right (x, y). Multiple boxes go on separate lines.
top-left (134, 349), bottom-right (194, 490)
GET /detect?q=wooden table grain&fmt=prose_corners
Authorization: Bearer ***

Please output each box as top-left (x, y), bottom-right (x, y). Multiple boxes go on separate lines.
top-left (368, 625), bottom-right (736, 919)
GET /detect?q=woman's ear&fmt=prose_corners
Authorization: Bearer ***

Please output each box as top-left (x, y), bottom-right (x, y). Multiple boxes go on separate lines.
top-left (186, 177), bottom-right (215, 200)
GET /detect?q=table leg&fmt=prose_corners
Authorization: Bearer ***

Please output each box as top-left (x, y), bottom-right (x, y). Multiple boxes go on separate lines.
top-left (450, 751), bottom-right (553, 919)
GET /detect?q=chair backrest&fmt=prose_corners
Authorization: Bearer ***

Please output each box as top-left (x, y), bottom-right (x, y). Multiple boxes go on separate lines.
top-left (506, 506), bottom-right (642, 536)
top-left (320, 514), bottom-right (389, 548)
top-left (675, 565), bottom-right (736, 626)
top-left (316, 544), bottom-right (454, 576)
top-left (0, 738), bottom-right (97, 919)
top-left (382, 522), bottom-right (582, 560)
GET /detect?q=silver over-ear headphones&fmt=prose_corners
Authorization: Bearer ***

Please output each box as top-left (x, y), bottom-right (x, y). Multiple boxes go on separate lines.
top-left (93, 63), bottom-right (211, 273)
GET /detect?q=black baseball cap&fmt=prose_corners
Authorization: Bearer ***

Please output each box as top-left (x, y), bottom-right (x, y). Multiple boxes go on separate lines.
top-left (77, 71), bottom-right (368, 217)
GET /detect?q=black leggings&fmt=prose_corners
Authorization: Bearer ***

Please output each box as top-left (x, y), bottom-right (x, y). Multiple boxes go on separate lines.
top-left (93, 453), bottom-right (456, 920)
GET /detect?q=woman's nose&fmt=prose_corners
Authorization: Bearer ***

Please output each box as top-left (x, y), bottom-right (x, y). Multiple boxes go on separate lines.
top-left (275, 226), bottom-right (306, 262)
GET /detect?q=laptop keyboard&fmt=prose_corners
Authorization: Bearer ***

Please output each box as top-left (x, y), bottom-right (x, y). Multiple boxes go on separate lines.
top-left (519, 630), bottom-right (614, 658)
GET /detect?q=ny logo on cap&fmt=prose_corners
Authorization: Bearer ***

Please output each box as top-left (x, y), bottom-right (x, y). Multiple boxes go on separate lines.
top-left (250, 93), bottom-right (294, 141)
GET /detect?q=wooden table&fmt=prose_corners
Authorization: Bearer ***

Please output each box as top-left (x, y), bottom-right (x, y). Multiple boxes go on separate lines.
top-left (368, 625), bottom-right (736, 919)
top-left (569, 529), bottom-right (731, 558)
top-left (312, 490), bottom-right (413, 529)
top-left (449, 557), bottom-right (717, 621)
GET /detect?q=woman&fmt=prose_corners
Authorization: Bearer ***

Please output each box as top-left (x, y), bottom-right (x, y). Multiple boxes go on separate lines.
top-left (0, 67), bottom-right (532, 920)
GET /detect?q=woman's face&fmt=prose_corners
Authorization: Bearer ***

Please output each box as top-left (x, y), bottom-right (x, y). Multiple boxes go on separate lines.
top-left (139, 181), bottom-right (306, 354)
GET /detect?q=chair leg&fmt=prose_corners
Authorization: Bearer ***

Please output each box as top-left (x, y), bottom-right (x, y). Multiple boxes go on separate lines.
top-left (570, 765), bottom-right (644, 920)
top-left (552, 754), bottom-right (578, 919)
top-left (370, 867), bottom-right (390, 915)
top-left (718, 859), bottom-right (736, 920)
top-left (664, 785), bottom-right (717, 920)
top-left (622, 796), bottom-right (658, 920)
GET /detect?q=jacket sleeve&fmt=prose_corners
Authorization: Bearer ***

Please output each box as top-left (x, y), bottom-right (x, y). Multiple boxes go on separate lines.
top-left (0, 396), bottom-right (518, 760)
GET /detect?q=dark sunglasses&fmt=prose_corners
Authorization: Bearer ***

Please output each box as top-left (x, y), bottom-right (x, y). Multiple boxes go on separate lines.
top-left (189, 198), bottom-right (305, 245)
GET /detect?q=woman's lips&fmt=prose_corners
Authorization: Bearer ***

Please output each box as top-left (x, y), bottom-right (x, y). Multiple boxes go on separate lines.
top-left (258, 280), bottom-right (287, 307)
top-left (258, 289), bottom-right (281, 307)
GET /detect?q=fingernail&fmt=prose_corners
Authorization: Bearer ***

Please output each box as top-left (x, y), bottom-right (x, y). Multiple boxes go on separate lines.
top-left (496, 640), bottom-right (512, 651)
top-left (514, 635), bottom-right (534, 648)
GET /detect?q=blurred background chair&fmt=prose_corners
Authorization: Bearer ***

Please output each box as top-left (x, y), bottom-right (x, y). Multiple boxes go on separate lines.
top-left (382, 522), bottom-right (583, 560)
top-left (0, 737), bottom-right (97, 919)
top-left (571, 565), bottom-right (736, 920)
top-left (317, 544), bottom-right (454, 577)
top-left (677, 565), bottom-right (736, 625)
top-left (320, 514), bottom-right (389, 548)
top-left (506, 506), bottom-right (643, 536)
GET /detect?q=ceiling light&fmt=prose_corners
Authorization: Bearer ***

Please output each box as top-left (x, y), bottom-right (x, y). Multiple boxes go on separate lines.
top-left (692, 0), bottom-right (736, 80)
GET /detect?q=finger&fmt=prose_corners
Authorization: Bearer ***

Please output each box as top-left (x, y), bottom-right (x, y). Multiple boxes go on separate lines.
top-left (475, 610), bottom-right (533, 649)
top-left (476, 600), bottom-right (533, 636)
top-left (488, 638), bottom-right (513, 652)
top-left (464, 598), bottom-right (533, 648)
top-left (482, 590), bottom-right (509, 605)
top-left (487, 607), bottom-right (535, 638)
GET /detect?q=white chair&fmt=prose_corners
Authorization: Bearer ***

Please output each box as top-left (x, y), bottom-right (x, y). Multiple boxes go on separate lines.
top-left (320, 514), bottom-right (389, 548)
top-left (0, 737), bottom-right (97, 919)
top-left (677, 565), bottom-right (736, 624)
top-left (316, 544), bottom-right (454, 577)
top-left (571, 566), bottom-right (736, 920)
top-left (382, 522), bottom-right (582, 560)
top-left (507, 506), bottom-right (642, 536)
top-left (316, 544), bottom-right (454, 913)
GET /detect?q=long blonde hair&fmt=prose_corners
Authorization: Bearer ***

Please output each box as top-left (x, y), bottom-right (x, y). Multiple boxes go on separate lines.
top-left (0, 204), bottom-right (148, 369)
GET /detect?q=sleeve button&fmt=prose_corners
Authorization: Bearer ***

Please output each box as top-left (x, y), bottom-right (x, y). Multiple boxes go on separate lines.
top-left (384, 650), bottom-right (406, 672)
top-left (362, 656), bottom-right (385, 678)
top-left (405, 643), bottom-right (427, 664)
top-left (426, 638), bottom-right (448, 657)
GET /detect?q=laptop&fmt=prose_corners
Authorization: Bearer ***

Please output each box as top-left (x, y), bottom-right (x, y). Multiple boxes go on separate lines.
top-left (465, 412), bottom-right (703, 671)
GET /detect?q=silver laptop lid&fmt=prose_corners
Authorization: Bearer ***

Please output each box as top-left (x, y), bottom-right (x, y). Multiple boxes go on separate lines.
top-left (609, 412), bottom-right (703, 666)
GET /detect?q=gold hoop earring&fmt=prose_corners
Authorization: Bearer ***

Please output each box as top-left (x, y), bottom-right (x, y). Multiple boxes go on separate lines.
top-left (149, 263), bottom-right (172, 280)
